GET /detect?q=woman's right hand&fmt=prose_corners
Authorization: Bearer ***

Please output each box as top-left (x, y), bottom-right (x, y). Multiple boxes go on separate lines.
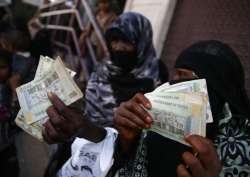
top-left (114, 93), bottom-right (153, 152)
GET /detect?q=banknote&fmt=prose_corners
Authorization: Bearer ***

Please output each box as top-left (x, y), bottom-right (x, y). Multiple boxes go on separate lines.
top-left (16, 56), bottom-right (77, 121)
top-left (35, 56), bottom-right (76, 79)
top-left (146, 92), bottom-right (207, 131)
top-left (16, 57), bottom-right (83, 124)
top-left (153, 79), bottom-right (213, 123)
top-left (145, 92), bottom-right (206, 146)
top-left (15, 110), bottom-right (44, 141)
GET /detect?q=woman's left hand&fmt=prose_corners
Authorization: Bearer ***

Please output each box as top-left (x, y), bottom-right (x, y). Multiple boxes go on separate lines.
top-left (177, 135), bottom-right (222, 177)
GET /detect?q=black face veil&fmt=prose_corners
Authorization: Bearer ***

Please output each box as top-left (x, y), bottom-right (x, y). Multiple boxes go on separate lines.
top-left (175, 40), bottom-right (250, 119)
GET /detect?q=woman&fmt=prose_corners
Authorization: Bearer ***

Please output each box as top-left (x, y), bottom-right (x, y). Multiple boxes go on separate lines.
top-left (114, 40), bottom-right (250, 177)
top-left (174, 40), bottom-right (250, 176)
top-left (85, 11), bottom-right (167, 127)
top-left (43, 12), bottom-right (168, 142)
top-left (43, 12), bottom-right (168, 176)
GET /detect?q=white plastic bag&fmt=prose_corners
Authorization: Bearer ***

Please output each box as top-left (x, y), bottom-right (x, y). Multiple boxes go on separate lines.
top-left (57, 128), bottom-right (118, 177)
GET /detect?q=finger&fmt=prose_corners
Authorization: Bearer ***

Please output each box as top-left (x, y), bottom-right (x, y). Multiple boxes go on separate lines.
top-left (47, 92), bottom-right (68, 116)
top-left (43, 121), bottom-right (63, 143)
top-left (177, 164), bottom-right (192, 177)
top-left (125, 101), bottom-right (152, 125)
top-left (133, 93), bottom-right (151, 109)
top-left (130, 101), bottom-right (153, 124)
top-left (185, 135), bottom-right (219, 170)
top-left (47, 106), bottom-right (67, 130)
top-left (119, 104), bottom-right (150, 129)
top-left (115, 115), bottom-right (140, 130)
top-left (42, 132), bottom-right (53, 144)
top-left (182, 151), bottom-right (205, 177)
top-left (42, 124), bottom-right (55, 144)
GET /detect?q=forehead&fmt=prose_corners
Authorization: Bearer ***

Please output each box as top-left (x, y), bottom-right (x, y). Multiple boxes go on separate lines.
top-left (175, 68), bottom-right (194, 73)
top-left (174, 68), bottom-right (198, 79)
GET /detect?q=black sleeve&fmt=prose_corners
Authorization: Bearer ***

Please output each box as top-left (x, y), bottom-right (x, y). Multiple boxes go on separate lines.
top-left (12, 54), bottom-right (36, 83)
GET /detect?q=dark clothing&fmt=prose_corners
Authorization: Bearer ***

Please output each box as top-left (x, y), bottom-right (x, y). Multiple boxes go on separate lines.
top-left (12, 54), bottom-right (35, 83)
top-left (116, 40), bottom-right (250, 177)
top-left (175, 40), bottom-right (250, 121)
top-left (0, 144), bottom-right (19, 177)
top-left (85, 12), bottom-right (162, 126)
top-left (146, 133), bottom-right (191, 177)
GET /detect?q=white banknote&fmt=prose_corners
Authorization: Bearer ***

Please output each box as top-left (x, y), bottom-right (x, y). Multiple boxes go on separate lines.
top-left (145, 92), bottom-right (206, 146)
top-left (144, 79), bottom-right (211, 145)
top-left (154, 79), bottom-right (213, 123)
top-left (35, 56), bottom-right (76, 79)
top-left (16, 57), bottom-right (83, 124)
top-left (15, 110), bottom-right (44, 141)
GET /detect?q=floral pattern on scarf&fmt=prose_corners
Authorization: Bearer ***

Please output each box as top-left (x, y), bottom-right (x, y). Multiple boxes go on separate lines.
top-left (214, 103), bottom-right (250, 177)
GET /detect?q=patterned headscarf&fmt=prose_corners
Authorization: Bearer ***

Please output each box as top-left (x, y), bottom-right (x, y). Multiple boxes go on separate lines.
top-left (85, 12), bottom-right (160, 126)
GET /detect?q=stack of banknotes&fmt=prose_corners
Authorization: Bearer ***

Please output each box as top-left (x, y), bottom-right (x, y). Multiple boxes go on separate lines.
top-left (145, 79), bottom-right (213, 146)
top-left (15, 56), bottom-right (83, 141)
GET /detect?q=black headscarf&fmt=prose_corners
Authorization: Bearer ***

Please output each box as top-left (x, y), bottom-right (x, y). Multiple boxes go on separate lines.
top-left (175, 40), bottom-right (250, 117)
top-left (175, 40), bottom-right (250, 138)
top-left (146, 41), bottom-right (250, 177)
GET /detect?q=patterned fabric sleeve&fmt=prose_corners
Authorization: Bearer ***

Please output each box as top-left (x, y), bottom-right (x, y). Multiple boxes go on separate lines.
top-left (116, 134), bottom-right (148, 177)
top-left (214, 103), bottom-right (250, 177)
top-left (85, 67), bottom-right (116, 127)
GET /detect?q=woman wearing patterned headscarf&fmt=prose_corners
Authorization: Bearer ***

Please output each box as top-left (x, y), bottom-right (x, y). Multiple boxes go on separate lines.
top-left (85, 12), bottom-right (168, 127)
top-left (42, 12), bottom-right (168, 177)
top-left (43, 12), bottom-right (168, 144)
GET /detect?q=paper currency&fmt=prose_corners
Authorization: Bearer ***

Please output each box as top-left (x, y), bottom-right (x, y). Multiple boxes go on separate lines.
top-left (144, 79), bottom-right (211, 146)
top-left (145, 92), bottom-right (206, 145)
top-left (35, 56), bottom-right (76, 79)
top-left (154, 79), bottom-right (213, 123)
top-left (15, 110), bottom-right (44, 141)
top-left (15, 56), bottom-right (82, 141)
top-left (16, 57), bottom-right (83, 124)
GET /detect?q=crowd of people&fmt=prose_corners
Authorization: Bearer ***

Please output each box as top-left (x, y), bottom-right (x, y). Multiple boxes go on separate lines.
top-left (1, 0), bottom-right (250, 177)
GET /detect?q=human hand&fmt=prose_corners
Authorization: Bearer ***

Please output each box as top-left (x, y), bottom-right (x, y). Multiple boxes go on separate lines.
top-left (177, 135), bottom-right (222, 177)
top-left (43, 92), bottom-right (105, 144)
top-left (114, 93), bottom-right (152, 152)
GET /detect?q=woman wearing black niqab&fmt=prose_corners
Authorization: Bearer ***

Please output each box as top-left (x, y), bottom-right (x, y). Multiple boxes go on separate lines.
top-left (114, 40), bottom-right (250, 177)
top-left (174, 40), bottom-right (250, 176)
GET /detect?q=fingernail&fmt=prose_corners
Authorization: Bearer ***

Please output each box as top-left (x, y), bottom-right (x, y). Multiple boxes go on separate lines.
top-left (47, 92), bottom-right (53, 98)
top-left (184, 134), bottom-right (191, 139)
top-left (194, 152), bottom-right (199, 157)
top-left (146, 116), bottom-right (152, 123)
top-left (146, 103), bottom-right (151, 109)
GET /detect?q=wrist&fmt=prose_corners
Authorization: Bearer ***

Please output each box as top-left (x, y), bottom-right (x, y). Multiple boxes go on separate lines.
top-left (77, 117), bottom-right (107, 143)
top-left (118, 133), bottom-right (141, 156)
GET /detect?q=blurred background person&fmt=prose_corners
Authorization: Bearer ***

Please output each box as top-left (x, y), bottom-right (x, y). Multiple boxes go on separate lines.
top-left (0, 49), bottom-right (19, 177)
top-left (79, 0), bottom-right (117, 61)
